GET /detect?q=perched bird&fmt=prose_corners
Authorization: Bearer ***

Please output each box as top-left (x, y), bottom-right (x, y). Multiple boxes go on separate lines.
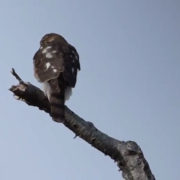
top-left (33, 33), bottom-right (80, 122)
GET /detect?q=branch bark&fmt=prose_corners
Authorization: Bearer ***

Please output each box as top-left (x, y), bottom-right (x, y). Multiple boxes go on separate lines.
top-left (9, 69), bottom-right (155, 180)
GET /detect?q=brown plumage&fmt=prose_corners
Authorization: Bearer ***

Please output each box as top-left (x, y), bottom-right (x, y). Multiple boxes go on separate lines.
top-left (33, 33), bottom-right (80, 122)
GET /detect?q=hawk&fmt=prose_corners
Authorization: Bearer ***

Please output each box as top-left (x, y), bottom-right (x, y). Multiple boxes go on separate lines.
top-left (33, 33), bottom-right (80, 122)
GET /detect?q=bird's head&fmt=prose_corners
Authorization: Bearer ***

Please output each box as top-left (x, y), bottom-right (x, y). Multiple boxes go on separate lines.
top-left (40, 33), bottom-right (67, 47)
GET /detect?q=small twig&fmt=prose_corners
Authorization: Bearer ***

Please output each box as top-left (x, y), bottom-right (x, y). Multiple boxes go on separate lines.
top-left (11, 68), bottom-right (24, 84)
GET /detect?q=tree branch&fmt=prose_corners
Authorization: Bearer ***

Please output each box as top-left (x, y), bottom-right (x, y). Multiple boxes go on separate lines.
top-left (9, 69), bottom-right (155, 180)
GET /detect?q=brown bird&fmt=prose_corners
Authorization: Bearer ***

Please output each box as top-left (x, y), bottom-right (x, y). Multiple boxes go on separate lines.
top-left (33, 33), bottom-right (80, 122)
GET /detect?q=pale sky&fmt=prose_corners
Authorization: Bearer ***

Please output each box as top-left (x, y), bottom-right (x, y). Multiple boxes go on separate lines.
top-left (0, 0), bottom-right (180, 179)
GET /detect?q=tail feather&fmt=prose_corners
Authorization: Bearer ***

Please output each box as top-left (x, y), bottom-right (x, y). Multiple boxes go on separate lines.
top-left (49, 92), bottom-right (65, 122)
top-left (47, 78), bottom-right (65, 122)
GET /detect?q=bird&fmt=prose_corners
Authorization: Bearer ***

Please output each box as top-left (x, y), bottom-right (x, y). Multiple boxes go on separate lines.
top-left (33, 33), bottom-right (80, 122)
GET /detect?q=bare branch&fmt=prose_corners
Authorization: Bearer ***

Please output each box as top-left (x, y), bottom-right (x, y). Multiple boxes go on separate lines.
top-left (9, 69), bottom-right (155, 180)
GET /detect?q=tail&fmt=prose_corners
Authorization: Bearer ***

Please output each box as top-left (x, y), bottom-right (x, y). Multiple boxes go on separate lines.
top-left (47, 78), bottom-right (65, 122)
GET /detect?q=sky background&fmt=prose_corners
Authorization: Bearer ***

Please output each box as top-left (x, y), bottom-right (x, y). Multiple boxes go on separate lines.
top-left (0, 0), bottom-right (179, 179)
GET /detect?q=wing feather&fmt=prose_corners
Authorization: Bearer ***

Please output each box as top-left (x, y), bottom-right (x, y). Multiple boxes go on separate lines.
top-left (63, 44), bottom-right (80, 87)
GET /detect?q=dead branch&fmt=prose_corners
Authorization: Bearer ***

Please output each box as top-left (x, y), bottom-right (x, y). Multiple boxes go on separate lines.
top-left (9, 69), bottom-right (155, 180)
